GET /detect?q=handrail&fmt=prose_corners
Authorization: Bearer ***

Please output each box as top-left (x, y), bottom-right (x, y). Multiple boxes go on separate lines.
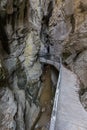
top-left (49, 58), bottom-right (62, 130)
top-left (39, 52), bottom-right (59, 59)
top-left (39, 53), bottom-right (60, 65)
top-left (39, 53), bottom-right (62, 130)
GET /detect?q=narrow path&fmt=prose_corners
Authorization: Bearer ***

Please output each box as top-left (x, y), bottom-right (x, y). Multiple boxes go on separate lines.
top-left (55, 65), bottom-right (87, 130)
top-left (40, 54), bottom-right (87, 130)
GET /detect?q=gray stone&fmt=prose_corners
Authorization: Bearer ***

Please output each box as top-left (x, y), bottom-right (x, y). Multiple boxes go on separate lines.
top-left (27, 103), bottom-right (40, 130)
top-left (14, 90), bottom-right (25, 130)
top-left (0, 87), bottom-right (17, 130)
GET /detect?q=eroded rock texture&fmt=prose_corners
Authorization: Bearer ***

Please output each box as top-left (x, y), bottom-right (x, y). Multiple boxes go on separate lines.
top-left (0, 0), bottom-right (87, 130)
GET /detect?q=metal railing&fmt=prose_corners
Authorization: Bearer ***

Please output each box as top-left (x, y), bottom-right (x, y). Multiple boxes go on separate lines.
top-left (39, 52), bottom-right (62, 130)
top-left (49, 58), bottom-right (62, 130)
top-left (39, 52), bottom-right (60, 63)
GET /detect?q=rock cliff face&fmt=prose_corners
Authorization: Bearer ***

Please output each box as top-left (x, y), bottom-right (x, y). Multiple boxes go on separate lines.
top-left (0, 0), bottom-right (87, 129)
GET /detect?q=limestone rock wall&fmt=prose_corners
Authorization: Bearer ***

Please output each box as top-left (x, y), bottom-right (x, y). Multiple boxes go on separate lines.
top-left (0, 0), bottom-right (54, 130)
top-left (49, 0), bottom-right (87, 89)
top-left (49, 0), bottom-right (87, 111)
top-left (0, 0), bottom-right (87, 129)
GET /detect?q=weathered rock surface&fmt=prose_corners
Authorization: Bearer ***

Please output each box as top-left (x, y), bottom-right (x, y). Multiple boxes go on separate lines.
top-left (0, 0), bottom-right (87, 130)
top-left (0, 87), bottom-right (17, 130)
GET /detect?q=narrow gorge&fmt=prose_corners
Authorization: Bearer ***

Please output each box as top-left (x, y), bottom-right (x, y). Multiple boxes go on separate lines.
top-left (0, 0), bottom-right (87, 130)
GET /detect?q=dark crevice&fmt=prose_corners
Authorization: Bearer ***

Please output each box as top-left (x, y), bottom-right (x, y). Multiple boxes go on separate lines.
top-left (47, 1), bottom-right (53, 25)
top-left (42, 1), bottom-right (53, 26)
top-left (40, 1), bottom-right (53, 45)
top-left (24, 0), bottom-right (29, 24)
top-left (12, 12), bottom-right (16, 30)
top-left (70, 14), bottom-right (75, 33)
top-left (73, 51), bottom-right (82, 61)
top-left (73, 49), bottom-right (86, 62)
top-left (0, 15), bottom-right (10, 54)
